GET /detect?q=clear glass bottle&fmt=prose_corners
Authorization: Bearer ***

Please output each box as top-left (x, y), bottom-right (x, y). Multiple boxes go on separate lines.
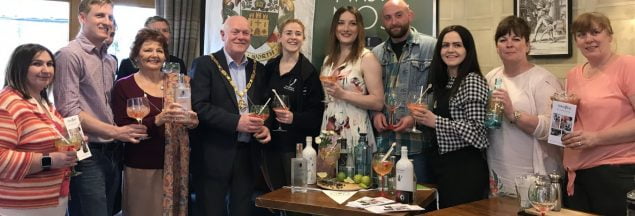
top-left (485, 77), bottom-right (503, 129)
top-left (354, 133), bottom-right (371, 176)
top-left (174, 74), bottom-right (191, 111)
top-left (291, 143), bottom-right (307, 193)
top-left (337, 138), bottom-right (348, 175)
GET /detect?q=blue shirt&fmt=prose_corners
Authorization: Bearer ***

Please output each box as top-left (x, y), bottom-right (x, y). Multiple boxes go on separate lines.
top-left (223, 48), bottom-right (251, 142)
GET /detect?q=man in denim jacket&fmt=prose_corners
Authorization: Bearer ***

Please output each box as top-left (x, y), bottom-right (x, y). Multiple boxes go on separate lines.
top-left (371, 0), bottom-right (436, 183)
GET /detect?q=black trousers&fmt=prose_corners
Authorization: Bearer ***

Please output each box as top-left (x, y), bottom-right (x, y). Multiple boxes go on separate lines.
top-left (429, 146), bottom-right (489, 209)
top-left (199, 145), bottom-right (255, 216)
top-left (263, 150), bottom-right (294, 190)
top-left (565, 164), bottom-right (635, 216)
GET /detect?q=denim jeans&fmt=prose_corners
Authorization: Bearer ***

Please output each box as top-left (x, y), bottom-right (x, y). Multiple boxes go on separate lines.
top-left (68, 142), bottom-right (122, 216)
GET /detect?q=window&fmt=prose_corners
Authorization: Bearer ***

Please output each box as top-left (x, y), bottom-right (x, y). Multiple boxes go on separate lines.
top-left (0, 1), bottom-right (69, 84)
top-left (108, 5), bottom-right (155, 66)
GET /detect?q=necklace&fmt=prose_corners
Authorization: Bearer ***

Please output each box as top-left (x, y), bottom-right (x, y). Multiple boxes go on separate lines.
top-left (210, 55), bottom-right (256, 112)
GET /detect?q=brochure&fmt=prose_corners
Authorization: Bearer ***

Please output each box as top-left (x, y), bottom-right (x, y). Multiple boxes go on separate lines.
top-left (547, 101), bottom-right (577, 147)
top-left (346, 196), bottom-right (395, 208)
top-left (63, 115), bottom-right (92, 160)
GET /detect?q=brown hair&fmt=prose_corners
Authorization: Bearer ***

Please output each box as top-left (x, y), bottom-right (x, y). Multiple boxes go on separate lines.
top-left (78, 0), bottom-right (113, 14)
top-left (572, 12), bottom-right (614, 38)
top-left (494, 16), bottom-right (531, 44)
top-left (324, 6), bottom-right (366, 67)
top-left (129, 28), bottom-right (169, 68)
top-left (4, 44), bottom-right (56, 103)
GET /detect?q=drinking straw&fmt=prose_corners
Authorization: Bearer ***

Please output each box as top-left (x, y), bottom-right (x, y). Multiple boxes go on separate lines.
top-left (271, 89), bottom-right (288, 109)
top-left (258, 98), bottom-right (271, 114)
top-left (422, 84), bottom-right (432, 95)
top-left (381, 142), bottom-right (397, 162)
top-left (53, 130), bottom-right (70, 144)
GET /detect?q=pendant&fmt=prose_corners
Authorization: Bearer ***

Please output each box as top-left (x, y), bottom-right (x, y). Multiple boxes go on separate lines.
top-left (238, 100), bottom-right (247, 112)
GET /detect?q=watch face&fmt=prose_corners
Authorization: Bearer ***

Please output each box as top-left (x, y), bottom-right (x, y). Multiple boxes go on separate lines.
top-left (42, 156), bottom-right (52, 168)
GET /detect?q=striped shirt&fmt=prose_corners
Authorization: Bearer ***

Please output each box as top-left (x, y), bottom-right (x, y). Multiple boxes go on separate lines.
top-left (0, 88), bottom-right (67, 208)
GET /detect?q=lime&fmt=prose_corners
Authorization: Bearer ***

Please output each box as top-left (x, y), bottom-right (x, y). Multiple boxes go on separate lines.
top-left (359, 183), bottom-right (368, 189)
top-left (336, 172), bottom-right (346, 181)
top-left (361, 175), bottom-right (371, 185)
top-left (317, 172), bottom-right (328, 179)
top-left (353, 174), bottom-right (362, 184)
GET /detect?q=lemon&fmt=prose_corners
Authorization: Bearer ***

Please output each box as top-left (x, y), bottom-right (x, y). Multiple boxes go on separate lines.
top-left (317, 172), bottom-right (328, 179)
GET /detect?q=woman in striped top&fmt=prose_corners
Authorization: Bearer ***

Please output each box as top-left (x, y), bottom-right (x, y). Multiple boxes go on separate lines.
top-left (0, 44), bottom-right (77, 215)
top-left (410, 25), bottom-right (490, 208)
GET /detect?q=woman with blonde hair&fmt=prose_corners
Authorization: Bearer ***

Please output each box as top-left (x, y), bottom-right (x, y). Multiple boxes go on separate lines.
top-left (263, 18), bottom-right (324, 190)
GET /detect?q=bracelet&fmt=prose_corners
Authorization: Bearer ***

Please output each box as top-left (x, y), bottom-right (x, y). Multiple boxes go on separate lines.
top-left (511, 110), bottom-right (521, 124)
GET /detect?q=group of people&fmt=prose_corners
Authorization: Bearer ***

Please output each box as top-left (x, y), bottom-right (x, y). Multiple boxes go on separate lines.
top-left (0, 0), bottom-right (633, 216)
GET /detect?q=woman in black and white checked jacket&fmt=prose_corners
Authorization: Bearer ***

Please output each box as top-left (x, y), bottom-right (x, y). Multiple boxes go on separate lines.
top-left (410, 25), bottom-right (489, 209)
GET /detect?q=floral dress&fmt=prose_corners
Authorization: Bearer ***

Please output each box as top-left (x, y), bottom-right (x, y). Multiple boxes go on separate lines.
top-left (320, 49), bottom-right (376, 151)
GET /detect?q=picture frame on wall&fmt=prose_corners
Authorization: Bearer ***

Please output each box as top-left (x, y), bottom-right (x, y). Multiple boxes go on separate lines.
top-left (514, 0), bottom-right (572, 57)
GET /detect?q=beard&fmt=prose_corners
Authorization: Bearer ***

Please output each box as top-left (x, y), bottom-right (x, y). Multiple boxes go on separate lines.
top-left (385, 24), bottom-right (410, 39)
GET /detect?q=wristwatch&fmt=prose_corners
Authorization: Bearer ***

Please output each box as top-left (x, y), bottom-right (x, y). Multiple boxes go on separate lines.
top-left (511, 110), bottom-right (522, 124)
top-left (41, 153), bottom-right (51, 171)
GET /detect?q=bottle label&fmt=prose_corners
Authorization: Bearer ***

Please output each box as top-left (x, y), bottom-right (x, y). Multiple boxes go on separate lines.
top-left (396, 190), bottom-right (413, 204)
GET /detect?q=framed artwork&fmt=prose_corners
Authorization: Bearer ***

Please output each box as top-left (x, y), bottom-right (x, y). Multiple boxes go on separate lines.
top-left (514, 0), bottom-right (572, 57)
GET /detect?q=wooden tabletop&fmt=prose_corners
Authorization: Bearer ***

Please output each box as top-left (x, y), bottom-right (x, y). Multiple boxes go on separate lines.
top-left (423, 196), bottom-right (598, 216)
top-left (256, 187), bottom-right (437, 216)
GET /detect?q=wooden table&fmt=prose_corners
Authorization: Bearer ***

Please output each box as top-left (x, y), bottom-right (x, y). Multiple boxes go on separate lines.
top-left (256, 187), bottom-right (437, 216)
top-left (423, 197), bottom-right (597, 216)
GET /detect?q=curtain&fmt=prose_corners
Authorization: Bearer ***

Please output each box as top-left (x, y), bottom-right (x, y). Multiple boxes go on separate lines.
top-left (156, 0), bottom-right (202, 71)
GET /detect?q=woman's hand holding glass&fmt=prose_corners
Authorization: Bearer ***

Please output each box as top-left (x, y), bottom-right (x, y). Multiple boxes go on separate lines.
top-left (322, 77), bottom-right (346, 100)
top-left (407, 93), bottom-right (426, 133)
top-left (272, 95), bottom-right (291, 132)
top-left (54, 135), bottom-right (81, 175)
top-left (48, 151), bottom-right (78, 170)
top-left (410, 103), bottom-right (437, 128)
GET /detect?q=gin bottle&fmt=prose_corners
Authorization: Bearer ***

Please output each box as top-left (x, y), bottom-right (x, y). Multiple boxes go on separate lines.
top-left (302, 136), bottom-right (317, 184)
top-left (291, 143), bottom-right (307, 193)
top-left (395, 146), bottom-right (414, 204)
top-left (485, 77), bottom-right (503, 129)
top-left (354, 133), bottom-right (371, 176)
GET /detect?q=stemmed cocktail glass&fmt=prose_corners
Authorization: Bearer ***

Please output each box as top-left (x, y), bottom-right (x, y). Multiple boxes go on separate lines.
top-left (372, 153), bottom-right (395, 197)
top-left (272, 95), bottom-right (289, 132)
top-left (407, 93), bottom-right (426, 134)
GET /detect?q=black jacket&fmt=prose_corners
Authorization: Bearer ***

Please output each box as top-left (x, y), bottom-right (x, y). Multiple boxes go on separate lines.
top-left (264, 53), bottom-right (325, 152)
top-left (189, 49), bottom-right (268, 179)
